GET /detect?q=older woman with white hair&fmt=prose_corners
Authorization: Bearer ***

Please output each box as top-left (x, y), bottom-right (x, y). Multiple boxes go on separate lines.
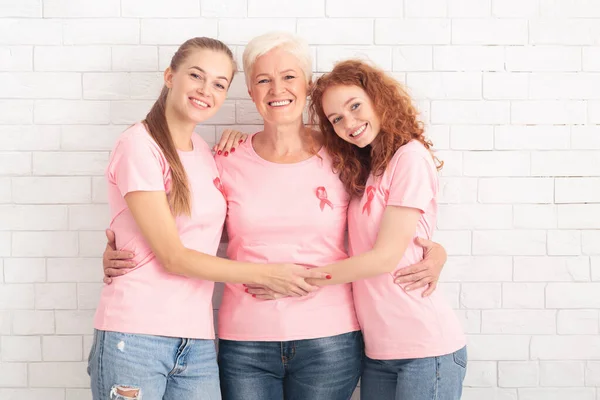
top-left (214, 32), bottom-right (363, 400)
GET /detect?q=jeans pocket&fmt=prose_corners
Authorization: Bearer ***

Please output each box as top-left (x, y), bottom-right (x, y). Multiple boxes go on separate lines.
top-left (452, 346), bottom-right (467, 369)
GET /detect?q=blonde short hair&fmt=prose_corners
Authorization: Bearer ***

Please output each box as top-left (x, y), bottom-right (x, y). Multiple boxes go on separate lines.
top-left (243, 31), bottom-right (313, 87)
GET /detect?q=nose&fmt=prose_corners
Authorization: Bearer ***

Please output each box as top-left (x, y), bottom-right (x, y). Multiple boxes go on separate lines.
top-left (343, 115), bottom-right (356, 131)
top-left (269, 79), bottom-right (285, 95)
top-left (196, 80), bottom-right (207, 94)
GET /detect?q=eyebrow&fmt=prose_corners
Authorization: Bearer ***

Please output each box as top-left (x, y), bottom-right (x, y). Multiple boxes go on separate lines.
top-left (189, 66), bottom-right (229, 83)
top-left (255, 69), bottom-right (298, 79)
top-left (326, 97), bottom-right (358, 119)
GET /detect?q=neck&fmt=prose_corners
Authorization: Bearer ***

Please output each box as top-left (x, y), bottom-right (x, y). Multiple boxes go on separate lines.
top-left (165, 99), bottom-right (196, 151)
top-left (257, 118), bottom-right (308, 155)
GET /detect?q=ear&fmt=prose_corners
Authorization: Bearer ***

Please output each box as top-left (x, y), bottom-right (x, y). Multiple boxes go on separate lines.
top-left (164, 67), bottom-right (174, 89)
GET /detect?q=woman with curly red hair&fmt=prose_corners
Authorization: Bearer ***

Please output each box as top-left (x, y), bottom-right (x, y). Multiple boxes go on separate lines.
top-left (306, 60), bottom-right (468, 400)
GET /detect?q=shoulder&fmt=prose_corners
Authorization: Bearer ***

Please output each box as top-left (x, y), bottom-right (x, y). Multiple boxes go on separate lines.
top-left (390, 140), bottom-right (434, 168)
top-left (214, 132), bottom-right (258, 170)
top-left (114, 122), bottom-right (163, 156)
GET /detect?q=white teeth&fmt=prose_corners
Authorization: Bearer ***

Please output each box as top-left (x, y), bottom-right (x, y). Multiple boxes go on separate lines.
top-left (269, 100), bottom-right (292, 107)
top-left (350, 124), bottom-right (367, 137)
top-left (192, 98), bottom-right (208, 108)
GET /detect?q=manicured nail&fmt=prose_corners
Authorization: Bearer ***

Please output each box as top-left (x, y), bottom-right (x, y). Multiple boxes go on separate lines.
top-left (326, 274), bottom-right (332, 280)
top-left (245, 288), bottom-right (249, 293)
top-left (230, 147), bottom-right (235, 153)
top-left (224, 151), bottom-right (229, 157)
top-left (239, 139), bottom-right (244, 144)
top-left (252, 294), bottom-right (256, 298)
top-left (243, 284), bottom-right (247, 287)
top-left (217, 150), bottom-right (222, 155)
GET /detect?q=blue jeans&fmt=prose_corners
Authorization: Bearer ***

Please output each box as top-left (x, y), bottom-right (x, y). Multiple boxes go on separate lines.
top-left (360, 346), bottom-right (467, 400)
top-left (218, 331), bottom-right (363, 400)
top-left (88, 330), bottom-right (221, 400)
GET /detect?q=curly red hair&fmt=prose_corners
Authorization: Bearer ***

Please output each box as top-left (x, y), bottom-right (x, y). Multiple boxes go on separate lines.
top-left (309, 60), bottom-right (441, 197)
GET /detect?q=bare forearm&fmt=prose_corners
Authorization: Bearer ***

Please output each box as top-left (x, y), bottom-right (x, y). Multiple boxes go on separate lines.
top-left (308, 249), bottom-right (403, 286)
top-left (163, 248), bottom-right (267, 285)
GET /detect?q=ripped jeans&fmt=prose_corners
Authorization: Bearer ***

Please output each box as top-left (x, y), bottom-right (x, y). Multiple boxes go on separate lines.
top-left (88, 330), bottom-right (221, 400)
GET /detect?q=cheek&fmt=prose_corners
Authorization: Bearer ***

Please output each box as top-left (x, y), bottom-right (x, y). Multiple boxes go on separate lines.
top-left (213, 91), bottom-right (227, 106)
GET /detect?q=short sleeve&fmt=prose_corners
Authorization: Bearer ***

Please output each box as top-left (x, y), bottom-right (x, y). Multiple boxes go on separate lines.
top-left (107, 135), bottom-right (167, 197)
top-left (385, 150), bottom-right (436, 213)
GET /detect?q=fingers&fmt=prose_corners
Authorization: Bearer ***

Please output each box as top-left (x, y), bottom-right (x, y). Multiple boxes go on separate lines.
top-left (394, 269), bottom-right (429, 284)
top-left (105, 267), bottom-right (131, 278)
top-left (422, 281), bottom-right (438, 297)
top-left (103, 276), bottom-right (112, 285)
top-left (405, 277), bottom-right (434, 292)
top-left (105, 229), bottom-right (116, 250)
top-left (107, 251), bottom-right (135, 261)
top-left (415, 236), bottom-right (434, 250)
top-left (295, 279), bottom-right (320, 294)
top-left (214, 129), bottom-right (233, 155)
top-left (254, 294), bottom-right (279, 300)
top-left (303, 269), bottom-right (332, 280)
top-left (245, 287), bottom-right (271, 296)
top-left (223, 131), bottom-right (245, 154)
top-left (394, 263), bottom-right (428, 278)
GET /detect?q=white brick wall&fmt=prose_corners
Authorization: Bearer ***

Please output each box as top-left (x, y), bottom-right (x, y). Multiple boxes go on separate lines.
top-left (0, 1), bottom-right (598, 399)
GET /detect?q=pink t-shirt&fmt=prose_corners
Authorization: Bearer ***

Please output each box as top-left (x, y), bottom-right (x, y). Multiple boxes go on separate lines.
top-left (94, 122), bottom-right (226, 339)
top-left (216, 135), bottom-right (360, 341)
top-left (349, 140), bottom-right (465, 360)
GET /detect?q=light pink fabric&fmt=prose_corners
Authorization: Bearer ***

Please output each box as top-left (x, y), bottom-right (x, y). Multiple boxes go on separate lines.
top-left (349, 140), bottom-right (466, 359)
top-left (94, 123), bottom-right (226, 339)
top-left (215, 135), bottom-right (360, 341)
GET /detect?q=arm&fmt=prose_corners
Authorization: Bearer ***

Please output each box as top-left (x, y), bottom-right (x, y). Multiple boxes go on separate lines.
top-left (307, 205), bottom-right (422, 286)
top-left (122, 190), bottom-right (326, 295)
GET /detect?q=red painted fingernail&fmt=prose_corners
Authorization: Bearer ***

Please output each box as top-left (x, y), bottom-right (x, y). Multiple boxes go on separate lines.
top-left (239, 139), bottom-right (244, 144)
top-left (326, 274), bottom-right (332, 280)
top-left (252, 294), bottom-right (256, 298)
top-left (231, 147), bottom-right (235, 153)
top-left (224, 151), bottom-right (229, 157)
top-left (245, 288), bottom-right (249, 293)
top-left (217, 150), bottom-right (222, 155)
top-left (243, 284), bottom-right (247, 287)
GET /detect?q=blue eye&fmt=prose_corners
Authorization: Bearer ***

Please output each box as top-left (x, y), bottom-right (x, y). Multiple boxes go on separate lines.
top-left (332, 116), bottom-right (341, 124)
top-left (351, 103), bottom-right (360, 110)
top-left (258, 79), bottom-right (269, 84)
top-left (284, 75), bottom-right (296, 80)
top-left (215, 83), bottom-right (225, 90)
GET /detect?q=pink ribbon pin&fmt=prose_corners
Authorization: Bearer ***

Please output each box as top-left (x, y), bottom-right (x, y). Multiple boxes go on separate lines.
top-left (362, 185), bottom-right (376, 216)
top-left (316, 186), bottom-right (333, 211)
top-left (213, 177), bottom-right (225, 196)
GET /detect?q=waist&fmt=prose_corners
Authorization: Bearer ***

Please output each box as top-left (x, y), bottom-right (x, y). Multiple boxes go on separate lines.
top-left (95, 264), bottom-right (215, 338)
top-left (217, 283), bottom-right (359, 341)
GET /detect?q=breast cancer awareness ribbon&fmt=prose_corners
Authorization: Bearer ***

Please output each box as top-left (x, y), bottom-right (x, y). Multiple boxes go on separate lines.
top-left (362, 185), bottom-right (376, 216)
top-left (316, 186), bottom-right (333, 211)
top-left (213, 177), bottom-right (225, 197)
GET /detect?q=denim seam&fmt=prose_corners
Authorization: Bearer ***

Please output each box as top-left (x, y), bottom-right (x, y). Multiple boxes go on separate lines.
top-left (97, 330), bottom-right (107, 399)
top-left (434, 357), bottom-right (440, 400)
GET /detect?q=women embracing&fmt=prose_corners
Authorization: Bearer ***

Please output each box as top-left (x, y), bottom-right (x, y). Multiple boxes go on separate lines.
top-left (97, 32), bottom-right (457, 400)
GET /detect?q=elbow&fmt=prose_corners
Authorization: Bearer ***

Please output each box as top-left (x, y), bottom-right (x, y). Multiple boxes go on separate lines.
top-left (158, 249), bottom-right (185, 275)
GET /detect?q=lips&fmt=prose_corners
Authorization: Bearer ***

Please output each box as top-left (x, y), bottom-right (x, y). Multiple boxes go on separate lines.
top-left (349, 123), bottom-right (367, 138)
top-left (268, 99), bottom-right (293, 107)
top-left (190, 97), bottom-right (210, 108)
